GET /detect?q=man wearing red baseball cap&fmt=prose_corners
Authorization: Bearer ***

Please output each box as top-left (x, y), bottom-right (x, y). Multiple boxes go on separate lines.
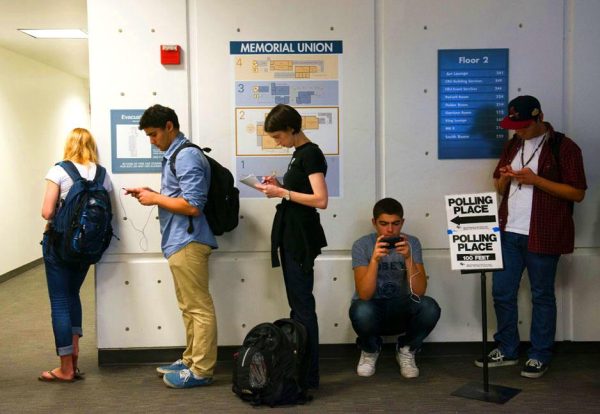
top-left (475, 95), bottom-right (587, 378)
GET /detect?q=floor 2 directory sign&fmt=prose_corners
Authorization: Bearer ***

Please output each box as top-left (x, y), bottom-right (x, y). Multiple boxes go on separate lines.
top-left (438, 49), bottom-right (509, 159)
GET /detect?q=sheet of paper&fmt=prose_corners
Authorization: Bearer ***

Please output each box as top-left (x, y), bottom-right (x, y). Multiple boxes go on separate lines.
top-left (239, 174), bottom-right (262, 190)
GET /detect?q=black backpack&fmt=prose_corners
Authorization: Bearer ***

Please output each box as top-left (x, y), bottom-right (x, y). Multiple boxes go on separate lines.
top-left (274, 318), bottom-right (310, 391)
top-left (169, 142), bottom-right (239, 236)
top-left (50, 161), bottom-right (113, 265)
top-left (232, 320), bottom-right (310, 406)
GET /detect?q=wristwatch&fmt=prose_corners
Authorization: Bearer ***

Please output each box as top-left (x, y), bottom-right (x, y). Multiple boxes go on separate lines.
top-left (283, 190), bottom-right (291, 200)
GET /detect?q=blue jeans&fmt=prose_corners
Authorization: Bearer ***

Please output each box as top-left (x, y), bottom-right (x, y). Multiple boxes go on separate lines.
top-left (280, 247), bottom-right (320, 388)
top-left (349, 296), bottom-right (441, 353)
top-left (42, 233), bottom-right (89, 356)
top-left (492, 231), bottom-right (560, 364)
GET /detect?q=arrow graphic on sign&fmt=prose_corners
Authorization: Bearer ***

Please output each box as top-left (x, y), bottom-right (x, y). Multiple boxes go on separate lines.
top-left (451, 215), bottom-right (496, 225)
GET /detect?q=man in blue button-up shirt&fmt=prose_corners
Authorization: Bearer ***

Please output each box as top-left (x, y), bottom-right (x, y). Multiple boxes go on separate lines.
top-left (126, 104), bottom-right (218, 389)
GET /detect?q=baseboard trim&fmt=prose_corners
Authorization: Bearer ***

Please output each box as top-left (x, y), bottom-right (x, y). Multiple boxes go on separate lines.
top-left (0, 258), bottom-right (43, 284)
top-left (97, 341), bottom-right (600, 366)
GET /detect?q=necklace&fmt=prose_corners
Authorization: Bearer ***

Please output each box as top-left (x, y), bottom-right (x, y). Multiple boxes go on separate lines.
top-left (518, 133), bottom-right (546, 189)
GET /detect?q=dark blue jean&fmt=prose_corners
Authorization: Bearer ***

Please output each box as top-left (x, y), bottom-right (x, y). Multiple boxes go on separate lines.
top-left (349, 295), bottom-right (441, 353)
top-left (280, 248), bottom-right (320, 388)
top-left (42, 233), bottom-right (90, 356)
top-left (492, 231), bottom-right (560, 364)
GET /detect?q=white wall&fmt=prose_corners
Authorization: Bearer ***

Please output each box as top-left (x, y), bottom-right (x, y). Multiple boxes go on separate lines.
top-left (0, 46), bottom-right (90, 276)
top-left (88, 0), bottom-right (600, 349)
top-left (564, 0), bottom-right (600, 340)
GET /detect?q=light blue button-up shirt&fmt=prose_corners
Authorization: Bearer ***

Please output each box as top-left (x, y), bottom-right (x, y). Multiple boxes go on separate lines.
top-left (159, 133), bottom-right (217, 258)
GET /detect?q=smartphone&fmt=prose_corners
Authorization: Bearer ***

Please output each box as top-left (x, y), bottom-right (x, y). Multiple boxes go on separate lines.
top-left (380, 236), bottom-right (404, 249)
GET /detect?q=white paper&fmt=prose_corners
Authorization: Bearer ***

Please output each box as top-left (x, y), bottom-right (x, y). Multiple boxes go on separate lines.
top-left (239, 174), bottom-right (262, 190)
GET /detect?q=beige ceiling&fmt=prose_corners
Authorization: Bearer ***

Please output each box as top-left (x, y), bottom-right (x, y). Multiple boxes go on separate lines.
top-left (0, 0), bottom-right (88, 79)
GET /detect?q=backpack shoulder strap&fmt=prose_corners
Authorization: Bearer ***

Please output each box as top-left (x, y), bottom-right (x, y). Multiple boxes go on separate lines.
top-left (550, 131), bottom-right (564, 165)
top-left (169, 141), bottom-right (203, 177)
top-left (93, 164), bottom-right (107, 185)
top-left (57, 160), bottom-right (82, 182)
top-left (168, 141), bottom-right (210, 235)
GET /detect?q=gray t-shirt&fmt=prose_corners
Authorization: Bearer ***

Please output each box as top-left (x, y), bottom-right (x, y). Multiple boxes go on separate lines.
top-left (351, 233), bottom-right (423, 300)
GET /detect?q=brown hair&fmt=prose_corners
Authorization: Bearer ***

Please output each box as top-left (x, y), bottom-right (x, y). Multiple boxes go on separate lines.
top-left (264, 104), bottom-right (303, 134)
top-left (373, 197), bottom-right (404, 219)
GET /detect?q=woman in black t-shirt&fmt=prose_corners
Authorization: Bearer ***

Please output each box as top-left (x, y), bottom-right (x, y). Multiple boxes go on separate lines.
top-left (256, 104), bottom-right (328, 389)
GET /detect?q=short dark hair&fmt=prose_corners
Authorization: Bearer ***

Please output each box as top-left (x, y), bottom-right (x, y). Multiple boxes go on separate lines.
top-left (264, 104), bottom-right (302, 134)
top-left (373, 198), bottom-right (404, 219)
top-left (139, 104), bottom-right (180, 130)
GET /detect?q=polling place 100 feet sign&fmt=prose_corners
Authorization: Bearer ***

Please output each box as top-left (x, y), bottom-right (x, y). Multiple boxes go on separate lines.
top-left (445, 192), bottom-right (503, 271)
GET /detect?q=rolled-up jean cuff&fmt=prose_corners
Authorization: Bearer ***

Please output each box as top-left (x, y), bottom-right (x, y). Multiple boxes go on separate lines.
top-left (57, 344), bottom-right (74, 356)
top-left (72, 327), bottom-right (83, 337)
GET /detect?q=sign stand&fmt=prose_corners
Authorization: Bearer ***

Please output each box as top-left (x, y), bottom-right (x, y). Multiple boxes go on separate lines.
top-left (451, 269), bottom-right (521, 404)
top-left (445, 192), bottom-right (520, 403)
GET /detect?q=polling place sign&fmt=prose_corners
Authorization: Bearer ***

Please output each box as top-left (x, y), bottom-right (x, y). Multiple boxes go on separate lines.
top-left (445, 192), bottom-right (503, 271)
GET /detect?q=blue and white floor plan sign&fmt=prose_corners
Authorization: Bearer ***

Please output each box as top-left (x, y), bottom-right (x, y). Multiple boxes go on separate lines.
top-left (230, 40), bottom-right (343, 197)
top-left (445, 192), bottom-right (503, 271)
top-left (110, 109), bottom-right (164, 173)
top-left (438, 49), bottom-right (509, 159)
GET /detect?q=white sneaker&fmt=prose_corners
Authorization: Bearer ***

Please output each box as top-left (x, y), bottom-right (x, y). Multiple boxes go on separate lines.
top-left (396, 346), bottom-right (419, 378)
top-left (356, 350), bottom-right (380, 377)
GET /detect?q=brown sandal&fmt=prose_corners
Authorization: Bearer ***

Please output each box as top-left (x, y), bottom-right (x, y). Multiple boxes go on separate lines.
top-left (38, 370), bottom-right (75, 383)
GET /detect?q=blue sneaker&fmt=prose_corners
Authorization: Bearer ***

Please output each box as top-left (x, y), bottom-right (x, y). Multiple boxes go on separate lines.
top-left (163, 368), bottom-right (213, 389)
top-left (156, 359), bottom-right (188, 377)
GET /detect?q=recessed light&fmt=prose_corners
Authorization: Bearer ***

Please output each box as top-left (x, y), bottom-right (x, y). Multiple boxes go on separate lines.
top-left (18, 29), bottom-right (88, 39)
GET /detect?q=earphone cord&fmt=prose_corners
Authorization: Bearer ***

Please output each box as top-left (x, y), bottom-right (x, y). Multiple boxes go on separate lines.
top-left (117, 191), bottom-right (156, 251)
top-left (406, 241), bottom-right (421, 304)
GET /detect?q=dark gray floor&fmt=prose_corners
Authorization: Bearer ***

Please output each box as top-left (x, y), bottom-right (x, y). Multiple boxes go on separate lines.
top-left (1, 265), bottom-right (599, 413)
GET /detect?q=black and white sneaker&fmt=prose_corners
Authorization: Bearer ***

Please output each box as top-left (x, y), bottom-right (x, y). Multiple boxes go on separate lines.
top-left (521, 359), bottom-right (548, 378)
top-left (474, 348), bottom-right (518, 368)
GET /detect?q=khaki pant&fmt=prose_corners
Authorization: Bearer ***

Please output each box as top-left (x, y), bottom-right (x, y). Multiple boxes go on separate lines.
top-left (167, 242), bottom-right (217, 377)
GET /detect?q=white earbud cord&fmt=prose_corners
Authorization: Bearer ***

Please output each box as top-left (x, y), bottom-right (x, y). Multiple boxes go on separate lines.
top-left (117, 191), bottom-right (156, 251)
top-left (405, 239), bottom-right (422, 304)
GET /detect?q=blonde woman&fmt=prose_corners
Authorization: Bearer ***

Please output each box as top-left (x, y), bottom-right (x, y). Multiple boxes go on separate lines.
top-left (39, 128), bottom-right (112, 382)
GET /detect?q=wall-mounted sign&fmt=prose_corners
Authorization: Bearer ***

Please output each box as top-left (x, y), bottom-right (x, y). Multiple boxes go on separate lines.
top-left (438, 49), bottom-right (509, 159)
top-left (110, 109), bottom-right (163, 173)
top-left (230, 40), bottom-right (343, 198)
top-left (445, 192), bottom-right (503, 271)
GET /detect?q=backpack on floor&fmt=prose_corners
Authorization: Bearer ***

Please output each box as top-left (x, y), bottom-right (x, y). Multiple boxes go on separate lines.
top-left (232, 321), bottom-right (310, 406)
top-left (274, 318), bottom-right (310, 391)
top-left (50, 161), bottom-right (113, 265)
top-left (169, 142), bottom-right (239, 236)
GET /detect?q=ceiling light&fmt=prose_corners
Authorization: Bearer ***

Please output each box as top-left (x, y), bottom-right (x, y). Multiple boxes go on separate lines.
top-left (18, 29), bottom-right (88, 39)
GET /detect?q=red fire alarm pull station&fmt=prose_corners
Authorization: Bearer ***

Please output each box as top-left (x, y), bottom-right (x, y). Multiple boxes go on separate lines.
top-left (161, 45), bottom-right (181, 65)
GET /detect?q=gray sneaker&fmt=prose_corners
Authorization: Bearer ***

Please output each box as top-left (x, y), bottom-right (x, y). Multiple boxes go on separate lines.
top-left (396, 346), bottom-right (419, 378)
top-left (156, 359), bottom-right (188, 377)
top-left (475, 348), bottom-right (518, 368)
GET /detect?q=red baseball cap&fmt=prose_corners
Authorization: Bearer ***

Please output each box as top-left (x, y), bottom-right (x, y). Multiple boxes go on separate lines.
top-left (499, 95), bottom-right (542, 130)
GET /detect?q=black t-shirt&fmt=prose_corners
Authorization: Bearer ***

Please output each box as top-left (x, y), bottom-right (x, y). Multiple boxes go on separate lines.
top-left (270, 142), bottom-right (328, 270)
top-left (283, 142), bottom-right (327, 193)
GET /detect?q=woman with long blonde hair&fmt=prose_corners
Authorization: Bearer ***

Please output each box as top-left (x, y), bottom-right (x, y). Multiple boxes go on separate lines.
top-left (39, 128), bottom-right (112, 382)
